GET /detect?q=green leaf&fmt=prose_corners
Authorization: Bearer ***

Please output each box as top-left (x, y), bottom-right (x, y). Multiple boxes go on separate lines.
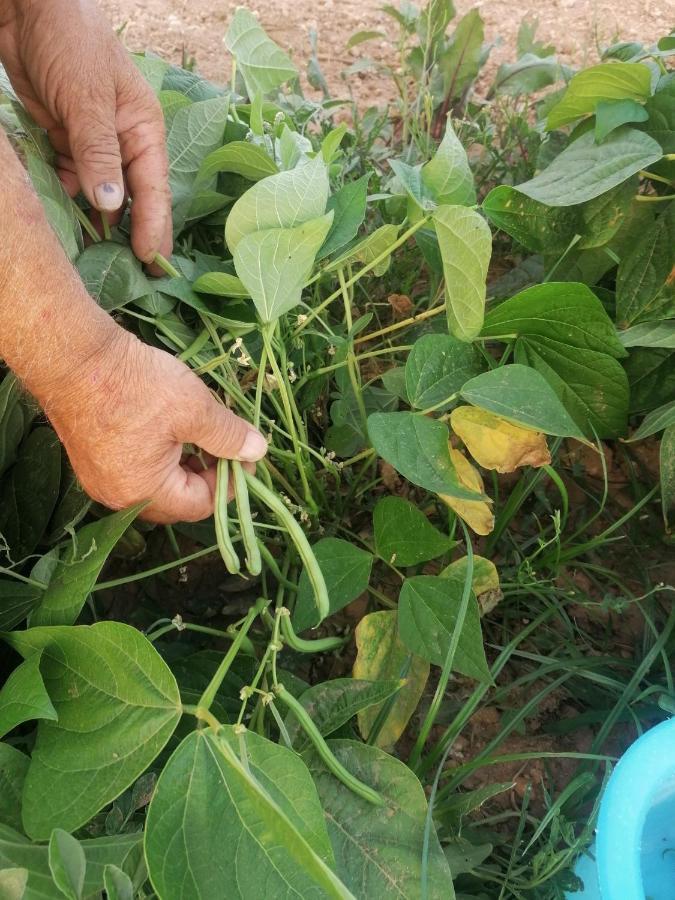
top-left (439, 9), bottom-right (484, 101)
top-left (30, 505), bottom-right (144, 627)
top-left (306, 740), bottom-right (454, 899)
top-left (615, 203), bottom-right (675, 327)
top-left (328, 223), bottom-right (401, 276)
top-left (0, 428), bottom-right (61, 562)
top-left (226, 156), bottom-right (329, 251)
top-left (49, 830), bottom-right (86, 900)
top-left (640, 77), bottom-right (675, 153)
top-left (399, 575), bottom-right (491, 681)
top-left (0, 654), bottom-right (57, 739)
top-left (661, 424), bottom-right (675, 528)
top-left (132, 53), bottom-right (169, 93)
top-left (0, 581), bottom-right (42, 631)
top-left (433, 205), bottom-right (492, 341)
top-left (75, 242), bottom-right (151, 312)
top-left (159, 89), bottom-right (192, 129)
top-left (144, 728), bottom-right (348, 900)
top-left (595, 98), bottom-right (649, 142)
top-left (405, 333), bottom-right (484, 410)
top-left (167, 96), bottom-right (230, 210)
top-left (0, 867), bottom-right (27, 899)
top-left (374, 497), bottom-right (452, 566)
top-left (0, 825), bottom-right (143, 900)
top-left (627, 400), bottom-right (675, 441)
top-left (577, 177), bottom-right (638, 248)
top-left (345, 30), bottom-right (385, 49)
top-left (423, 121), bottom-right (476, 206)
top-left (547, 63), bottom-right (653, 130)
top-left (368, 412), bottom-right (485, 499)
top-left (196, 141), bottom-right (279, 185)
top-left (515, 127), bottom-right (662, 206)
top-left (353, 611), bottom-right (429, 749)
top-left (45, 463), bottom-right (91, 545)
top-left (482, 185), bottom-right (579, 253)
top-left (318, 175), bottom-right (370, 261)
top-left (225, 8), bottom-right (298, 97)
top-left (284, 678), bottom-right (403, 751)
top-left (3, 622), bottom-right (181, 840)
top-left (0, 374), bottom-right (29, 480)
top-left (26, 156), bottom-right (82, 262)
top-left (619, 321), bottom-right (675, 349)
top-left (192, 272), bottom-right (250, 297)
top-left (460, 365), bottom-right (585, 438)
top-left (103, 865), bottom-right (134, 900)
top-left (293, 538), bottom-right (373, 631)
top-left (321, 124), bottom-right (348, 163)
top-left (491, 53), bottom-right (563, 96)
top-left (482, 282), bottom-right (629, 437)
top-left (0, 745), bottom-right (29, 833)
top-left (626, 348), bottom-right (675, 414)
top-left (417, 0), bottom-right (455, 45)
top-left (233, 214), bottom-right (333, 323)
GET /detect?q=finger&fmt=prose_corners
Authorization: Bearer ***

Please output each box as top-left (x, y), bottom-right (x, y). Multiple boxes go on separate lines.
top-left (65, 91), bottom-right (125, 215)
top-left (140, 466), bottom-right (216, 524)
top-left (119, 98), bottom-right (173, 265)
top-left (177, 396), bottom-right (268, 464)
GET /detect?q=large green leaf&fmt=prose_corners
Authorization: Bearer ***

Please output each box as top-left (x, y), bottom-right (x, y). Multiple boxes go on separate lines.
top-left (482, 282), bottom-right (629, 436)
top-left (615, 202), bottom-right (675, 327)
top-left (619, 321), bottom-right (675, 350)
top-left (233, 213), bottom-right (333, 323)
top-left (595, 99), bottom-right (649, 142)
top-left (0, 653), bottom-right (56, 739)
top-left (515, 127), bottom-right (662, 206)
top-left (30, 505), bottom-right (144, 627)
top-left (640, 77), bottom-right (675, 153)
top-left (0, 581), bottom-right (43, 631)
top-left (433, 205), bottom-right (492, 341)
top-left (626, 348), bottom-right (675, 414)
top-left (0, 745), bottom-right (29, 833)
top-left (26, 155), bottom-right (83, 262)
top-left (0, 428), bottom-right (61, 562)
top-left (3, 622), bottom-right (181, 840)
top-left (405, 333), bottom-right (484, 410)
top-left (547, 62), bottom-right (653, 129)
top-left (491, 53), bottom-right (563, 96)
top-left (76, 242), bottom-right (151, 312)
top-left (144, 728), bottom-right (349, 900)
top-left (226, 155), bottom-right (329, 251)
top-left (0, 825), bottom-right (143, 900)
top-left (196, 141), bottom-right (279, 185)
top-left (627, 400), bottom-right (675, 441)
top-left (439, 10), bottom-right (484, 101)
top-left (293, 537), bottom-right (373, 632)
top-left (306, 740), bottom-right (455, 899)
top-left (423, 120), bottom-right (475, 206)
top-left (368, 412), bottom-right (484, 499)
top-left (224, 8), bottom-right (298, 97)
top-left (398, 575), bottom-right (491, 682)
top-left (283, 678), bottom-right (403, 751)
top-left (374, 497), bottom-right (452, 566)
top-left (460, 365), bottom-right (585, 438)
top-left (353, 611), bottom-right (429, 750)
top-left (318, 175), bottom-right (370, 261)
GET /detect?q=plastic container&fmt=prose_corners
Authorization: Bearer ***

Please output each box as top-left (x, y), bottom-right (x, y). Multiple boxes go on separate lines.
top-left (567, 717), bottom-right (675, 899)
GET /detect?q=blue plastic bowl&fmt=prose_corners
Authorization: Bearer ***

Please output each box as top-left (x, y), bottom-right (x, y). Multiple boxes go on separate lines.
top-left (567, 718), bottom-right (675, 900)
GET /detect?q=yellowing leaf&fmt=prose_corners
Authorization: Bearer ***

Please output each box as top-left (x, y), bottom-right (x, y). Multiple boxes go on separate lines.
top-left (451, 406), bottom-right (551, 473)
top-left (442, 555), bottom-right (499, 597)
top-left (440, 450), bottom-right (495, 536)
top-left (353, 610), bottom-right (429, 750)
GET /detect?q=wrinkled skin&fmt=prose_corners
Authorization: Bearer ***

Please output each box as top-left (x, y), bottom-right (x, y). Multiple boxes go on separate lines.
top-left (0, 0), bottom-right (267, 523)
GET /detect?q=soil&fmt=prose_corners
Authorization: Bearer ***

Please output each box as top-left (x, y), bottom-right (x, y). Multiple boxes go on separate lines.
top-left (100, 0), bottom-right (672, 107)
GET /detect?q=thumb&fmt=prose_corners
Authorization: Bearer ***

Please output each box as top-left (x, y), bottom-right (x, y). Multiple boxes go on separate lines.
top-left (66, 95), bottom-right (125, 214)
top-left (179, 396), bottom-right (268, 463)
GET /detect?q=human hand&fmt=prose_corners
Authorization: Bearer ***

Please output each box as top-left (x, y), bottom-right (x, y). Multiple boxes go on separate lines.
top-left (0, 0), bottom-right (171, 266)
top-left (44, 330), bottom-right (268, 524)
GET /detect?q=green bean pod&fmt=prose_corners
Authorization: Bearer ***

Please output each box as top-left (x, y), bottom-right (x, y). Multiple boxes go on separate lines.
top-left (244, 472), bottom-right (329, 623)
top-left (275, 684), bottom-right (385, 807)
top-left (279, 609), bottom-right (344, 654)
top-left (215, 459), bottom-right (240, 574)
top-left (231, 461), bottom-right (262, 576)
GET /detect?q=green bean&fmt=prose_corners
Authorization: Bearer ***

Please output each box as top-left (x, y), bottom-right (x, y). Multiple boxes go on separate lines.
top-left (244, 472), bottom-right (329, 623)
top-left (275, 684), bottom-right (385, 807)
top-left (232, 461), bottom-right (262, 576)
top-left (279, 609), bottom-right (344, 654)
top-left (215, 459), bottom-right (240, 574)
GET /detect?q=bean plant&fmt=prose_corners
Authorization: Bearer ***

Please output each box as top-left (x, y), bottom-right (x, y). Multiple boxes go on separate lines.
top-left (0, 5), bottom-right (673, 899)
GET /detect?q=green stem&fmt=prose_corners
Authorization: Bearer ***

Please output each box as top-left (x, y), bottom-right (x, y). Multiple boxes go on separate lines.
top-left (253, 342), bottom-right (268, 430)
top-left (278, 608), bottom-right (345, 653)
top-left (634, 193), bottom-right (675, 202)
top-left (93, 544), bottom-right (221, 592)
top-left (338, 267), bottom-right (368, 432)
top-left (73, 205), bottom-right (100, 242)
top-left (153, 253), bottom-right (182, 279)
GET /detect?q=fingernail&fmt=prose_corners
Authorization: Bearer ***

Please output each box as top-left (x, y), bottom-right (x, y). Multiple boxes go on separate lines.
top-left (237, 430), bottom-right (268, 462)
top-left (94, 182), bottom-right (124, 212)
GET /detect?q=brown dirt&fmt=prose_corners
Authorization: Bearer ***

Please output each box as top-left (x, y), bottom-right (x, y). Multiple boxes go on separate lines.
top-left (100, 0), bottom-right (672, 107)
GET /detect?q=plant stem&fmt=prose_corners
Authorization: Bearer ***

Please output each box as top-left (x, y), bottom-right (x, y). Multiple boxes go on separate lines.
top-left (93, 544), bottom-right (222, 592)
top-left (153, 253), bottom-right (182, 279)
top-left (338, 267), bottom-right (368, 432)
top-left (353, 304), bottom-right (446, 346)
top-left (73, 206), bottom-right (100, 242)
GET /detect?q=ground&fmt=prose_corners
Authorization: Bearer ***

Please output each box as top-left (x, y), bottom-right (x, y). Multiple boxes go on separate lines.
top-left (101, 0), bottom-right (672, 106)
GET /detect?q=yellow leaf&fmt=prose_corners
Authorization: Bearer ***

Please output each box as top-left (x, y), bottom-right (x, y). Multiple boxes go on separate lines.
top-left (353, 610), bottom-right (429, 750)
top-left (451, 406), bottom-right (551, 473)
top-left (440, 449), bottom-right (495, 535)
top-left (442, 555), bottom-right (500, 596)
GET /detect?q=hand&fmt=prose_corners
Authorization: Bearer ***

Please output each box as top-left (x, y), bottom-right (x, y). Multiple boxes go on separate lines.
top-left (0, 0), bottom-right (171, 266)
top-left (44, 330), bottom-right (268, 524)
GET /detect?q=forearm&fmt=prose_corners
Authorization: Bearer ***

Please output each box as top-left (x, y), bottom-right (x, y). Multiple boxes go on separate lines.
top-left (0, 127), bottom-right (121, 411)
